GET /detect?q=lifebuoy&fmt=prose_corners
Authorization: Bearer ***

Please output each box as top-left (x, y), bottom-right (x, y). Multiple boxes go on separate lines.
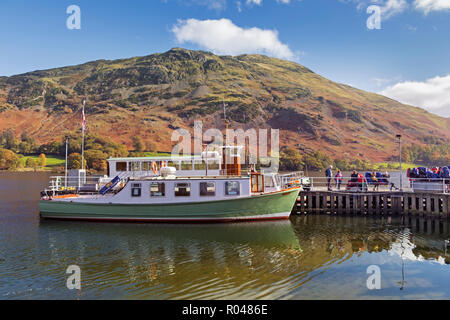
top-left (152, 161), bottom-right (158, 174)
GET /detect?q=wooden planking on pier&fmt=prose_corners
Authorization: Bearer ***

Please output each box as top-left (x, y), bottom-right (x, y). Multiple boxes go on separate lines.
top-left (295, 191), bottom-right (449, 219)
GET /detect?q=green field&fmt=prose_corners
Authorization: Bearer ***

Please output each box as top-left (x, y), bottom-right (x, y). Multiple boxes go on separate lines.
top-left (142, 152), bottom-right (172, 157)
top-left (373, 162), bottom-right (420, 171)
top-left (21, 155), bottom-right (65, 168)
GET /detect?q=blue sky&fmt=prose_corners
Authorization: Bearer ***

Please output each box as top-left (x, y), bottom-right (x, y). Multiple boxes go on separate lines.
top-left (0, 0), bottom-right (449, 116)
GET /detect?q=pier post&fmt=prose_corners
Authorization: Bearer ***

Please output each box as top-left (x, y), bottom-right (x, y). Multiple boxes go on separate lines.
top-left (368, 195), bottom-right (374, 215)
top-left (352, 195), bottom-right (358, 214)
top-left (375, 194), bottom-right (380, 214)
top-left (308, 194), bottom-right (313, 214)
top-left (315, 193), bottom-right (321, 213)
top-left (425, 195), bottom-right (431, 217)
top-left (322, 194), bottom-right (328, 213)
top-left (330, 194), bottom-right (335, 214)
top-left (406, 195), bottom-right (412, 215)
top-left (432, 196), bottom-right (439, 217)
top-left (399, 194), bottom-right (404, 212)
top-left (337, 194), bottom-right (343, 214)
top-left (442, 195), bottom-right (448, 219)
top-left (345, 194), bottom-right (351, 214)
top-left (360, 196), bottom-right (365, 215)
top-left (418, 194), bottom-right (424, 216)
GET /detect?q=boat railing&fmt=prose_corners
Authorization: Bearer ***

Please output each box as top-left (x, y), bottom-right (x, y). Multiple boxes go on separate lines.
top-left (46, 175), bottom-right (108, 193)
top-left (277, 171), bottom-right (305, 188)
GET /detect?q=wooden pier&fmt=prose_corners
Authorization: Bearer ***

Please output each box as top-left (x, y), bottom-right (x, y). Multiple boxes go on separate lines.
top-left (295, 191), bottom-right (449, 219)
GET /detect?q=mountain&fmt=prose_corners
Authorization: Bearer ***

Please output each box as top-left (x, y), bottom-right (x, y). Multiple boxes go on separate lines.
top-left (0, 48), bottom-right (448, 162)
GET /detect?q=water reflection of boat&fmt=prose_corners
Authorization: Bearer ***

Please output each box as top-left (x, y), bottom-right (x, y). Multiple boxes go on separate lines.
top-left (39, 219), bottom-right (302, 249)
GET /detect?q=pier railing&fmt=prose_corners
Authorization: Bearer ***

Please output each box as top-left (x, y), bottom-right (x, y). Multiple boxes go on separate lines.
top-left (304, 176), bottom-right (403, 192)
top-left (304, 176), bottom-right (449, 193)
top-left (409, 178), bottom-right (450, 194)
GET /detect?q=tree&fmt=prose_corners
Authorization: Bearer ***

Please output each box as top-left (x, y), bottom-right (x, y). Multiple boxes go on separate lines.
top-left (25, 157), bottom-right (38, 170)
top-left (68, 153), bottom-right (86, 169)
top-left (21, 130), bottom-right (34, 145)
top-left (1, 129), bottom-right (16, 150)
top-left (38, 153), bottom-right (47, 167)
top-left (132, 136), bottom-right (144, 152)
top-left (84, 149), bottom-right (108, 171)
top-left (280, 148), bottom-right (303, 171)
top-left (0, 148), bottom-right (22, 170)
top-left (334, 159), bottom-right (351, 171)
top-left (18, 141), bottom-right (34, 154)
top-left (303, 151), bottom-right (332, 171)
top-left (38, 141), bottom-right (63, 155)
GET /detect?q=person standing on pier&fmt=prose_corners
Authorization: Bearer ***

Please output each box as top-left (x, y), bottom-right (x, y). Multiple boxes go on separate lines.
top-left (326, 165), bottom-right (333, 191)
top-left (371, 172), bottom-right (379, 191)
top-left (335, 170), bottom-right (343, 190)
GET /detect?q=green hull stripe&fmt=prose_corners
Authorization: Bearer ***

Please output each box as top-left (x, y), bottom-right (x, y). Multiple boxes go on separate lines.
top-left (39, 188), bottom-right (300, 219)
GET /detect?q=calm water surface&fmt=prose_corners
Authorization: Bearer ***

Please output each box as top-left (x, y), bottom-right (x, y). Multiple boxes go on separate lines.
top-left (0, 172), bottom-right (449, 300)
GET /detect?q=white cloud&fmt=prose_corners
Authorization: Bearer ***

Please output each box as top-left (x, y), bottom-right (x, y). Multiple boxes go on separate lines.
top-left (414, 0), bottom-right (450, 14)
top-left (246, 0), bottom-right (262, 5)
top-left (381, 0), bottom-right (409, 18)
top-left (381, 75), bottom-right (450, 117)
top-left (172, 18), bottom-right (295, 60)
top-left (343, 0), bottom-right (408, 18)
top-left (345, 0), bottom-right (450, 16)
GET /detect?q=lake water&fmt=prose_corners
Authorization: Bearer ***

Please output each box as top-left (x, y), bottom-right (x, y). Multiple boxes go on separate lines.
top-left (0, 172), bottom-right (449, 300)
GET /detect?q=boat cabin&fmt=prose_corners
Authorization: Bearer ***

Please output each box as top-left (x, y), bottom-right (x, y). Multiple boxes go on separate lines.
top-left (107, 151), bottom-right (223, 178)
top-left (105, 176), bottom-right (252, 204)
top-left (107, 146), bottom-right (245, 179)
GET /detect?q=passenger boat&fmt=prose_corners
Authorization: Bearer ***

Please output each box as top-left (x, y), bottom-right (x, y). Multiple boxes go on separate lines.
top-left (39, 145), bottom-right (303, 223)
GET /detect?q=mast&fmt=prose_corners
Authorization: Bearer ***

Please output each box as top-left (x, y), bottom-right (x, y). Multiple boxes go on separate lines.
top-left (65, 137), bottom-right (68, 189)
top-left (81, 99), bottom-right (86, 171)
top-left (222, 99), bottom-right (229, 176)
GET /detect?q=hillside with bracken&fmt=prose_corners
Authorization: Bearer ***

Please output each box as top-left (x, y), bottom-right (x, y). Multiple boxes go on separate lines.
top-left (0, 48), bottom-right (449, 163)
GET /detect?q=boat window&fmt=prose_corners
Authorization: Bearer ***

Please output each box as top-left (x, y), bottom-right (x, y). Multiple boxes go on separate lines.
top-left (129, 162), bottom-right (141, 171)
top-left (150, 183), bottom-right (165, 197)
top-left (168, 161), bottom-right (179, 170)
top-left (116, 162), bottom-right (127, 172)
top-left (142, 161), bottom-right (152, 171)
top-left (251, 174), bottom-right (264, 193)
top-left (225, 181), bottom-right (240, 196)
top-left (208, 160), bottom-right (220, 170)
top-left (175, 183), bottom-right (191, 196)
top-left (200, 182), bottom-right (215, 196)
top-left (131, 183), bottom-right (142, 197)
top-left (194, 161), bottom-right (206, 170)
top-left (181, 161), bottom-right (193, 170)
